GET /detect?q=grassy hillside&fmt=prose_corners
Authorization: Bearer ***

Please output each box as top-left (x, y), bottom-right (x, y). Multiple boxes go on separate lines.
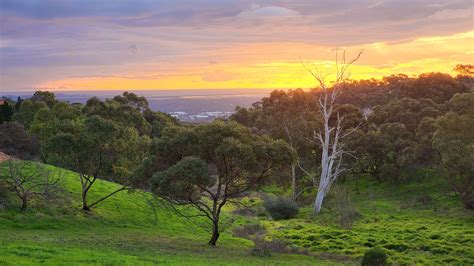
top-left (1, 162), bottom-right (473, 265)
top-left (0, 162), bottom-right (328, 265)
top-left (262, 177), bottom-right (474, 265)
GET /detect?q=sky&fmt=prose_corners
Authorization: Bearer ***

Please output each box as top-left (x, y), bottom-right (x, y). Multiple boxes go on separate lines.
top-left (0, 0), bottom-right (473, 91)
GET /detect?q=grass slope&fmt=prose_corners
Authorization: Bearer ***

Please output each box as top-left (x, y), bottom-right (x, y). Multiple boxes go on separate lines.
top-left (0, 162), bottom-right (327, 265)
top-left (262, 175), bottom-right (474, 265)
top-left (1, 162), bottom-right (473, 265)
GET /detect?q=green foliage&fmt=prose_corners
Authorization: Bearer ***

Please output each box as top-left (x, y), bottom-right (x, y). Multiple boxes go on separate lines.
top-left (0, 161), bottom-right (66, 211)
top-left (0, 162), bottom-right (324, 265)
top-left (149, 120), bottom-right (296, 245)
top-left (12, 99), bottom-right (47, 129)
top-left (0, 122), bottom-right (39, 159)
top-left (264, 196), bottom-right (299, 220)
top-left (330, 187), bottom-right (359, 229)
top-left (43, 115), bottom-right (147, 183)
top-left (0, 99), bottom-right (14, 123)
top-left (232, 74), bottom-right (471, 191)
top-left (361, 248), bottom-right (388, 266)
top-left (151, 157), bottom-right (210, 201)
top-left (31, 91), bottom-right (58, 108)
top-left (433, 95), bottom-right (474, 209)
top-left (263, 174), bottom-right (474, 265)
top-left (83, 95), bottom-right (151, 135)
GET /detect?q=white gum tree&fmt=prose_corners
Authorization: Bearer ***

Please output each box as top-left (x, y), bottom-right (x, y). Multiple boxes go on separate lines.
top-left (303, 50), bottom-right (362, 215)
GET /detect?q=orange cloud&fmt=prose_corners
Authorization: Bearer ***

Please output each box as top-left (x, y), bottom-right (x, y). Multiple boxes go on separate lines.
top-left (40, 31), bottom-right (473, 90)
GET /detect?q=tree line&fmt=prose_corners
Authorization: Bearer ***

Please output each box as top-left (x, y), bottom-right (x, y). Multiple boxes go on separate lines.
top-left (231, 69), bottom-right (474, 210)
top-left (1, 66), bottom-right (473, 245)
top-left (0, 91), bottom-right (294, 245)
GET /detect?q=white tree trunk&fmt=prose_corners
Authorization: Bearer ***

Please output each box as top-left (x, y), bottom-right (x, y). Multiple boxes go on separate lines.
top-left (291, 163), bottom-right (297, 200)
top-left (302, 50), bottom-right (362, 215)
top-left (313, 185), bottom-right (325, 214)
top-left (313, 91), bottom-right (342, 215)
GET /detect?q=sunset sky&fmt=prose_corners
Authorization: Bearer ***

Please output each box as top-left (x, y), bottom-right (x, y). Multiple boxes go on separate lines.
top-left (0, 0), bottom-right (473, 91)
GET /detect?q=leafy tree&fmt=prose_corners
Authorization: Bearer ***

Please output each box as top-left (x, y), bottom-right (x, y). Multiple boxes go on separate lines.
top-left (400, 73), bottom-right (468, 103)
top-left (453, 64), bottom-right (474, 76)
top-left (378, 122), bottom-right (417, 183)
top-left (12, 99), bottom-right (47, 129)
top-left (346, 128), bottom-right (385, 182)
top-left (83, 93), bottom-right (152, 136)
top-left (0, 122), bottom-right (39, 159)
top-left (43, 115), bottom-right (149, 210)
top-left (112, 92), bottom-right (149, 112)
top-left (232, 89), bottom-right (317, 199)
top-left (30, 101), bottom-right (83, 144)
top-left (0, 99), bottom-right (14, 123)
top-left (1, 160), bottom-right (61, 211)
top-left (143, 109), bottom-right (178, 138)
top-left (433, 104), bottom-right (474, 209)
top-left (31, 91), bottom-right (58, 108)
top-left (150, 121), bottom-right (296, 245)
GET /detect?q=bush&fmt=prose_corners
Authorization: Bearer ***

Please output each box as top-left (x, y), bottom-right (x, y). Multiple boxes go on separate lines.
top-left (233, 223), bottom-right (266, 239)
top-left (250, 238), bottom-right (290, 257)
top-left (263, 196), bottom-right (298, 220)
top-left (361, 248), bottom-right (388, 266)
top-left (0, 122), bottom-right (40, 159)
top-left (331, 186), bottom-right (360, 229)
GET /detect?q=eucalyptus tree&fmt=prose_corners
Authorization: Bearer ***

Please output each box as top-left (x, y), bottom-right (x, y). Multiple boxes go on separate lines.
top-left (150, 121), bottom-right (296, 245)
top-left (433, 92), bottom-right (474, 209)
top-left (302, 50), bottom-right (362, 214)
top-left (2, 160), bottom-right (61, 211)
top-left (43, 115), bottom-right (149, 211)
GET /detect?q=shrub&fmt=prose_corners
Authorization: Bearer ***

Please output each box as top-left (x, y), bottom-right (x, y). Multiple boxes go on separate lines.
top-left (250, 238), bottom-right (290, 257)
top-left (361, 248), bottom-right (388, 266)
top-left (263, 196), bottom-right (298, 220)
top-left (233, 223), bottom-right (266, 239)
top-left (331, 186), bottom-right (360, 229)
top-left (0, 122), bottom-right (40, 159)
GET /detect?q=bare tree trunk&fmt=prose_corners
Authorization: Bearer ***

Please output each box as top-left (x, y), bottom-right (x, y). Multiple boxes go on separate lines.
top-left (291, 163), bottom-right (297, 200)
top-left (208, 220), bottom-right (219, 246)
top-left (302, 50), bottom-right (362, 215)
top-left (82, 197), bottom-right (90, 211)
top-left (20, 196), bottom-right (28, 211)
top-left (313, 187), bottom-right (325, 214)
top-left (283, 122), bottom-right (299, 201)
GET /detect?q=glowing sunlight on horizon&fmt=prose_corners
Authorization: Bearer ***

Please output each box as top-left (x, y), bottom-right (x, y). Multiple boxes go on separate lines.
top-left (1, 1), bottom-right (473, 91)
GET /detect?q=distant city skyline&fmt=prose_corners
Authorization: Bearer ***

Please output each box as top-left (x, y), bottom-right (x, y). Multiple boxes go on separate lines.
top-left (1, 0), bottom-right (473, 91)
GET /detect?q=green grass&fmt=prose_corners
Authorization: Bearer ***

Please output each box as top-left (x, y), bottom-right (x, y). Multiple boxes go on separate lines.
top-left (260, 176), bottom-right (474, 265)
top-left (1, 162), bottom-right (473, 265)
top-left (0, 162), bottom-right (329, 265)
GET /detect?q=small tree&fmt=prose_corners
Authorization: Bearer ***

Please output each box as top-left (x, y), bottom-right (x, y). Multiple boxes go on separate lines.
top-left (302, 50), bottom-right (362, 214)
top-left (433, 111), bottom-right (474, 209)
top-left (150, 121), bottom-right (295, 245)
top-left (0, 99), bottom-right (14, 123)
top-left (0, 122), bottom-right (40, 159)
top-left (43, 115), bottom-right (148, 211)
top-left (2, 160), bottom-right (61, 211)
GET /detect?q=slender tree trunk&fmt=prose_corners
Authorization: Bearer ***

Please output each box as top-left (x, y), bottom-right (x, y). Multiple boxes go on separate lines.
top-left (291, 163), bottom-right (297, 200)
top-left (313, 188), bottom-right (325, 214)
top-left (208, 221), bottom-right (220, 246)
top-left (20, 196), bottom-right (27, 211)
top-left (82, 201), bottom-right (90, 211)
top-left (82, 190), bottom-right (90, 211)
